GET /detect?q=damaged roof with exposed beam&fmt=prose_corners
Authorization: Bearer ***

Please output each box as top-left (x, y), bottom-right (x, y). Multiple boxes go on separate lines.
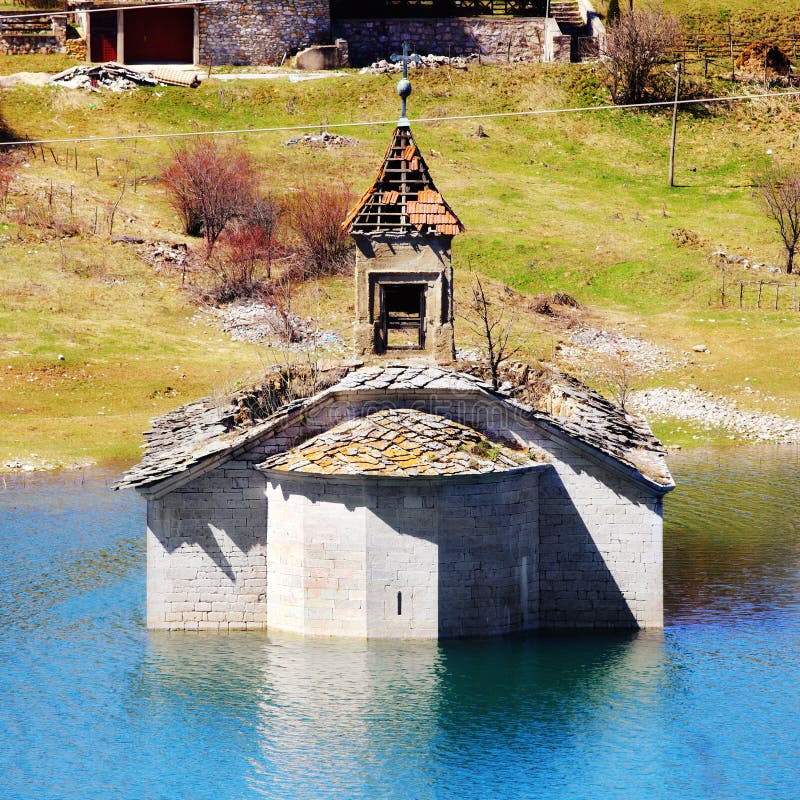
top-left (343, 126), bottom-right (464, 237)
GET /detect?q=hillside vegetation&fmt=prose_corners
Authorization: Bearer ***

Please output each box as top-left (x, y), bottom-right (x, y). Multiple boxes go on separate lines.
top-left (1, 58), bottom-right (800, 466)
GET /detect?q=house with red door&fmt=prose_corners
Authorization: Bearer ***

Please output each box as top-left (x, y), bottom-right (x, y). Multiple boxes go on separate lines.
top-left (62, 0), bottom-right (601, 67)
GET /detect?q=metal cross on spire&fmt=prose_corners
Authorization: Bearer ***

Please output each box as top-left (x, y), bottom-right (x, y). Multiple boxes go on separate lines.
top-left (391, 42), bottom-right (421, 125)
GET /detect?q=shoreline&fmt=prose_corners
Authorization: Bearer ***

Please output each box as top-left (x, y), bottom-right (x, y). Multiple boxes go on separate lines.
top-left (630, 387), bottom-right (800, 446)
top-left (5, 387), bottom-right (800, 475)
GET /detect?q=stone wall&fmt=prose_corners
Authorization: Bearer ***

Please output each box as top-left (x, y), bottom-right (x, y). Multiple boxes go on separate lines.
top-left (289, 389), bottom-right (664, 629)
top-left (0, 15), bottom-right (67, 56)
top-left (198, 0), bottom-right (330, 66)
top-left (333, 17), bottom-right (546, 66)
top-left (146, 451), bottom-right (273, 631)
top-left (264, 469), bottom-right (540, 638)
top-left (353, 235), bottom-right (455, 362)
top-left (144, 386), bottom-right (664, 633)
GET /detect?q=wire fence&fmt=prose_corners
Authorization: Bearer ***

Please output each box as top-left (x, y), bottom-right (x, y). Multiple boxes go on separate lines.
top-left (721, 272), bottom-right (800, 312)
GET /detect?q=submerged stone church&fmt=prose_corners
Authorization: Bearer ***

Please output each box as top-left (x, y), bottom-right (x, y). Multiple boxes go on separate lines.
top-left (117, 85), bottom-right (674, 638)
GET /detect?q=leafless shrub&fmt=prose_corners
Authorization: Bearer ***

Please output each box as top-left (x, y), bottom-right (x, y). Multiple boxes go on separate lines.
top-left (463, 275), bottom-right (523, 390)
top-left (753, 163), bottom-right (800, 274)
top-left (265, 273), bottom-right (303, 344)
top-left (239, 195), bottom-right (284, 280)
top-left (601, 9), bottom-right (681, 105)
top-left (290, 182), bottom-right (354, 277)
top-left (106, 180), bottom-right (125, 237)
top-left (161, 139), bottom-right (259, 257)
top-left (599, 353), bottom-right (636, 411)
top-left (198, 196), bottom-right (285, 304)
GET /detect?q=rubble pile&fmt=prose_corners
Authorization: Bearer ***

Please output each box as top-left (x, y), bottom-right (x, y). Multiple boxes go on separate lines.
top-left (285, 131), bottom-right (357, 148)
top-left (711, 250), bottom-right (783, 273)
top-left (51, 62), bottom-right (201, 92)
top-left (360, 53), bottom-right (478, 74)
top-left (136, 240), bottom-right (191, 273)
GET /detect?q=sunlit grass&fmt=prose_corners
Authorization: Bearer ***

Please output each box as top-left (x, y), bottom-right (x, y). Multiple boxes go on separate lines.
top-left (1, 62), bottom-right (800, 463)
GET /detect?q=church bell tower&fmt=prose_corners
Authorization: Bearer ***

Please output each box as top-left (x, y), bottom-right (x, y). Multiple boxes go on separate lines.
top-left (342, 49), bottom-right (463, 363)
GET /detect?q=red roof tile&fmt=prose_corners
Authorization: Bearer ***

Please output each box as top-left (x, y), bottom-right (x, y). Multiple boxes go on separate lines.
top-left (343, 126), bottom-right (464, 237)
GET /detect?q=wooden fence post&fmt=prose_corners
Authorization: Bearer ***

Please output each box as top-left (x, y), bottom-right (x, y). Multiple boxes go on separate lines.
top-left (775, 282), bottom-right (780, 310)
top-left (739, 281), bottom-right (744, 309)
top-left (757, 280), bottom-right (763, 309)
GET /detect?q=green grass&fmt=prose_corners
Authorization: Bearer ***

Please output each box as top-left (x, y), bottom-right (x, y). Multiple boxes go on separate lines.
top-left (2, 62), bottom-right (800, 464)
top-left (0, 53), bottom-right (80, 76)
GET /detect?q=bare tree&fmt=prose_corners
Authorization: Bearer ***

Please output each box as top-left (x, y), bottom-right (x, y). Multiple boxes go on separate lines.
top-left (162, 139), bottom-right (259, 258)
top-left (601, 9), bottom-right (681, 105)
top-left (753, 163), bottom-right (800, 274)
top-left (600, 353), bottom-right (636, 411)
top-left (464, 275), bottom-right (522, 390)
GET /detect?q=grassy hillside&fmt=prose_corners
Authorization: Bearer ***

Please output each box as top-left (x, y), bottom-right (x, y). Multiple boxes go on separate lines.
top-left (1, 58), bottom-right (800, 466)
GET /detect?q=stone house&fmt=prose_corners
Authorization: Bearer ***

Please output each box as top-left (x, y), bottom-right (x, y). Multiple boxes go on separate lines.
top-left (61, 0), bottom-right (603, 66)
top-left (117, 111), bottom-right (673, 638)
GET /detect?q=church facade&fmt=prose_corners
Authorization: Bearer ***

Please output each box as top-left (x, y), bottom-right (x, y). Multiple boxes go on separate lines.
top-left (120, 364), bottom-right (672, 636)
top-left (118, 108), bottom-right (673, 638)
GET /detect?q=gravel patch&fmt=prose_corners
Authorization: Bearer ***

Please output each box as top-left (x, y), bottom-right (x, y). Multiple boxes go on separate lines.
top-left (557, 325), bottom-right (686, 376)
top-left (629, 387), bottom-right (800, 444)
top-left (195, 302), bottom-right (344, 351)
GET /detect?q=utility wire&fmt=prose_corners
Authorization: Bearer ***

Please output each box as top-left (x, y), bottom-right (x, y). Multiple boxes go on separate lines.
top-left (0, 0), bottom-right (236, 21)
top-left (3, 88), bottom-right (799, 148)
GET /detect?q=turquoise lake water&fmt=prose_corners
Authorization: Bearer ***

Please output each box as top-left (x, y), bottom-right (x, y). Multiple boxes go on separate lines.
top-left (1, 446), bottom-right (799, 799)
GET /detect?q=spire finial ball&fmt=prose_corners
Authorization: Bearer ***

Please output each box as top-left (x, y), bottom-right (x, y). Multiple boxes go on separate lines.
top-left (397, 78), bottom-right (412, 100)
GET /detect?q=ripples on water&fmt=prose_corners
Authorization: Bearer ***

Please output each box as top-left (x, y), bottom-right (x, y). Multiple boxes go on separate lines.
top-left (0, 450), bottom-right (798, 800)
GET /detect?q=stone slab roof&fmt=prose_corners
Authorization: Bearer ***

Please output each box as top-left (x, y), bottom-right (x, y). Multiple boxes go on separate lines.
top-left (116, 361), bottom-right (673, 493)
top-left (259, 408), bottom-right (535, 477)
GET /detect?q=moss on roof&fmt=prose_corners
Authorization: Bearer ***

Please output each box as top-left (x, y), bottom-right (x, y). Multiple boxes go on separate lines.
top-left (260, 408), bottom-right (536, 477)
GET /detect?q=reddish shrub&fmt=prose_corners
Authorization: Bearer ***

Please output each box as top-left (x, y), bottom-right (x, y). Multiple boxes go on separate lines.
top-left (290, 182), bottom-right (354, 277)
top-left (161, 139), bottom-right (259, 257)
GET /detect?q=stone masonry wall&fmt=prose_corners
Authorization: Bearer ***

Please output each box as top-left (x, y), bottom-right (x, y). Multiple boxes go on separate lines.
top-left (0, 16), bottom-right (67, 56)
top-left (333, 17), bottom-right (546, 66)
top-left (264, 469), bottom-right (540, 638)
top-left (291, 390), bottom-right (664, 628)
top-left (145, 386), bottom-right (663, 633)
top-left (147, 451), bottom-right (271, 631)
top-left (354, 235), bottom-right (454, 362)
top-left (199, 0), bottom-right (330, 66)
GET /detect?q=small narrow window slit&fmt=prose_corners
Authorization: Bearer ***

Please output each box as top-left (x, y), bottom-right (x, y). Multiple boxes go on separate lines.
top-left (397, 591), bottom-right (402, 616)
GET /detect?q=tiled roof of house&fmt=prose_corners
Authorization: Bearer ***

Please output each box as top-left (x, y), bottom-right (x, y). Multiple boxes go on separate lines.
top-left (115, 362), bottom-right (673, 492)
top-left (259, 408), bottom-right (536, 476)
top-left (343, 126), bottom-right (464, 237)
